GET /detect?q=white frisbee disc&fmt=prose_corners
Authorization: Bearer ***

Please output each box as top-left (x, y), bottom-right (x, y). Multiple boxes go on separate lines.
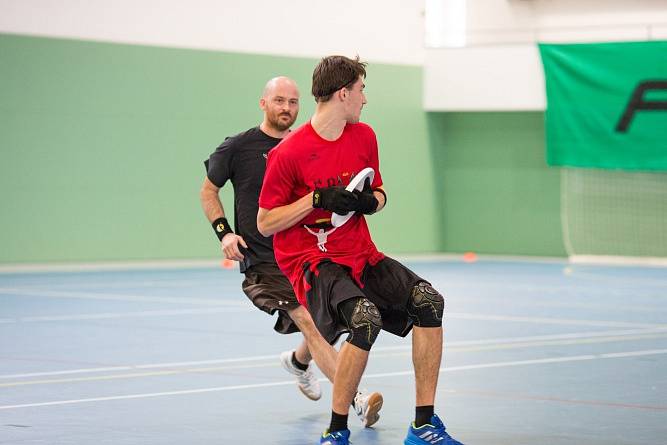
top-left (330, 167), bottom-right (375, 227)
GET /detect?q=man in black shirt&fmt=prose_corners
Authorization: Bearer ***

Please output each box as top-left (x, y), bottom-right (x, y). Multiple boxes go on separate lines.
top-left (200, 76), bottom-right (382, 426)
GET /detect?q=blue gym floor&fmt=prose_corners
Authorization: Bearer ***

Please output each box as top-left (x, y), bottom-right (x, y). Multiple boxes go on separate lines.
top-left (1, 258), bottom-right (666, 444)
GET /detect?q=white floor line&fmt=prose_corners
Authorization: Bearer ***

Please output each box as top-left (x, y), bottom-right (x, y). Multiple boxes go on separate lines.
top-left (1, 348), bottom-right (665, 411)
top-left (5, 333), bottom-right (667, 389)
top-left (372, 326), bottom-right (667, 351)
top-left (0, 287), bottom-right (239, 306)
top-left (0, 279), bottom-right (225, 291)
top-left (3, 327), bottom-right (666, 380)
top-left (0, 354), bottom-right (289, 379)
top-left (0, 363), bottom-right (280, 388)
top-left (0, 366), bottom-right (135, 379)
top-left (456, 294), bottom-right (667, 314)
top-left (365, 348), bottom-right (667, 379)
top-left (0, 307), bottom-right (253, 324)
top-left (0, 380), bottom-right (298, 410)
top-left (448, 312), bottom-right (666, 329)
top-left (1, 300), bottom-right (661, 327)
top-left (0, 259), bottom-right (221, 274)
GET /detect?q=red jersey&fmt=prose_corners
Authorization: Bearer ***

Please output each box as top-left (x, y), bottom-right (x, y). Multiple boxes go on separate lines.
top-left (259, 121), bottom-right (385, 305)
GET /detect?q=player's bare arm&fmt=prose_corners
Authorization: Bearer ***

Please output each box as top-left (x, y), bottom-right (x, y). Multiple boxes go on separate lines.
top-left (200, 177), bottom-right (226, 221)
top-left (257, 193), bottom-right (315, 237)
top-left (199, 176), bottom-right (247, 261)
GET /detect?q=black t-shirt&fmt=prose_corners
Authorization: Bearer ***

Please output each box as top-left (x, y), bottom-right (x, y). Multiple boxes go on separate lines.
top-left (204, 127), bottom-right (282, 273)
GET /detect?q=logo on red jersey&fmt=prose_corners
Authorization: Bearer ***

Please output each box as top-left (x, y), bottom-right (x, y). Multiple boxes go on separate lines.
top-left (307, 171), bottom-right (359, 192)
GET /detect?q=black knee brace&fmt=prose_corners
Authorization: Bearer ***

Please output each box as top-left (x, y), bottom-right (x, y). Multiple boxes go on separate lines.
top-left (338, 297), bottom-right (382, 351)
top-left (406, 281), bottom-right (444, 327)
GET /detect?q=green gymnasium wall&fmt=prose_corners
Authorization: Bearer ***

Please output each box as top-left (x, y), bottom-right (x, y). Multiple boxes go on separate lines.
top-left (427, 112), bottom-right (566, 257)
top-left (0, 34), bottom-right (438, 263)
top-left (1, 34), bottom-right (566, 263)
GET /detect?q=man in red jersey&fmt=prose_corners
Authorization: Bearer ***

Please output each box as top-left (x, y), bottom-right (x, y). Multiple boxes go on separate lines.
top-left (257, 56), bottom-right (464, 445)
top-left (201, 76), bottom-right (382, 428)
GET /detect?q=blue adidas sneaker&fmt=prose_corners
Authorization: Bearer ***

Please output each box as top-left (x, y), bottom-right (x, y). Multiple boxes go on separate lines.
top-left (404, 414), bottom-right (464, 445)
top-left (319, 428), bottom-right (350, 445)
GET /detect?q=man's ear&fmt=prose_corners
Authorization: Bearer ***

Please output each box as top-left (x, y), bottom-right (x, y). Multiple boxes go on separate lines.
top-left (338, 88), bottom-right (347, 101)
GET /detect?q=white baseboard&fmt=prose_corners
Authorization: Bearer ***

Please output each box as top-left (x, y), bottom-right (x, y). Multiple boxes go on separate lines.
top-left (569, 255), bottom-right (667, 267)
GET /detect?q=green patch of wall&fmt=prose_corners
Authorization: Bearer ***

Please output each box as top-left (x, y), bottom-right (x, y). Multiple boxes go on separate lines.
top-left (0, 34), bottom-right (437, 263)
top-left (427, 112), bottom-right (566, 257)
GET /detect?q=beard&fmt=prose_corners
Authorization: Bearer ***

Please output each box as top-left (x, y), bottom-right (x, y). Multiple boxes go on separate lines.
top-left (268, 112), bottom-right (296, 131)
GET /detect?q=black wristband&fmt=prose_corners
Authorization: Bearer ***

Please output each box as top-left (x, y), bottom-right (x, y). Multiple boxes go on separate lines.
top-left (212, 217), bottom-right (234, 242)
top-left (373, 187), bottom-right (386, 207)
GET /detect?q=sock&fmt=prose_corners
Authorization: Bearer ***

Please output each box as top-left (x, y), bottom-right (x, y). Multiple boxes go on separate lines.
top-left (415, 405), bottom-right (434, 428)
top-left (329, 411), bottom-right (348, 433)
top-left (291, 352), bottom-right (309, 371)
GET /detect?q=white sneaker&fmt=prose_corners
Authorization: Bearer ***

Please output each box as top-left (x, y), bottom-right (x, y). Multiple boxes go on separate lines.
top-left (280, 350), bottom-right (322, 401)
top-left (354, 389), bottom-right (383, 427)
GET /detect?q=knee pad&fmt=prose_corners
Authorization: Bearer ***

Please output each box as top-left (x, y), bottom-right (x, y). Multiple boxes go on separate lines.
top-left (407, 282), bottom-right (444, 327)
top-left (338, 298), bottom-right (382, 351)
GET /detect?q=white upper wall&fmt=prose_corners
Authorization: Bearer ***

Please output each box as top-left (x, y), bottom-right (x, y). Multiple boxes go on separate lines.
top-left (3, 0), bottom-right (666, 110)
top-left (0, 0), bottom-right (426, 65)
top-left (464, 0), bottom-right (667, 45)
top-left (425, 0), bottom-right (667, 111)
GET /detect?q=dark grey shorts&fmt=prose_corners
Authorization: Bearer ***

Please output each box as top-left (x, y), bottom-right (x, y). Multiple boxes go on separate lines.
top-left (304, 257), bottom-right (430, 344)
top-left (242, 263), bottom-right (300, 335)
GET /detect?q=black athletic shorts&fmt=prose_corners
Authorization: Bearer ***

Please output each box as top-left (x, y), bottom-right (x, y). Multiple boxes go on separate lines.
top-left (242, 263), bottom-right (300, 335)
top-left (304, 256), bottom-right (429, 344)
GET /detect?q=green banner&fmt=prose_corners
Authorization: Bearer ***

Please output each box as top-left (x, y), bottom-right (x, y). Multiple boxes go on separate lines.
top-left (539, 41), bottom-right (667, 170)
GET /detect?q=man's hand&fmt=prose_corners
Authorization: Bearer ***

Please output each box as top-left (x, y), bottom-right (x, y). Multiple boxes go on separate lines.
top-left (353, 178), bottom-right (379, 215)
top-left (221, 233), bottom-right (248, 261)
top-left (312, 186), bottom-right (358, 215)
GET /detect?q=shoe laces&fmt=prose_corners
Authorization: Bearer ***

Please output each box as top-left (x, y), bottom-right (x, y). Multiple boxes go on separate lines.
top-left (297, 367), bottom-right (315, 384)
top-left (415, 419), bottom-right (458, 444)
top-left (323, 430), bottom-right (348, 441)
top-left (352, 392), bottom-right (363, 415)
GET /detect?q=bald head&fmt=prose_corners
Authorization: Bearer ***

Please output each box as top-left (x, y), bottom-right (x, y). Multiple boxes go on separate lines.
top-left (262, 76), bottom-right (299, 99)
top-left (260, 76), bottom-right (300, 136)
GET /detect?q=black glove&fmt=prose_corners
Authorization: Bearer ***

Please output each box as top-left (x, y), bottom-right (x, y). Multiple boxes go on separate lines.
top-left (313, 186), bottom-right (358, 215)
top-left (353, 178), bottom-right (379, 215)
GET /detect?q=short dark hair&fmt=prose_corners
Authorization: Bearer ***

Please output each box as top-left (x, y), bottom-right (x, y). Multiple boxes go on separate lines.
top-left (311, 55), bottom-right (367, 103)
